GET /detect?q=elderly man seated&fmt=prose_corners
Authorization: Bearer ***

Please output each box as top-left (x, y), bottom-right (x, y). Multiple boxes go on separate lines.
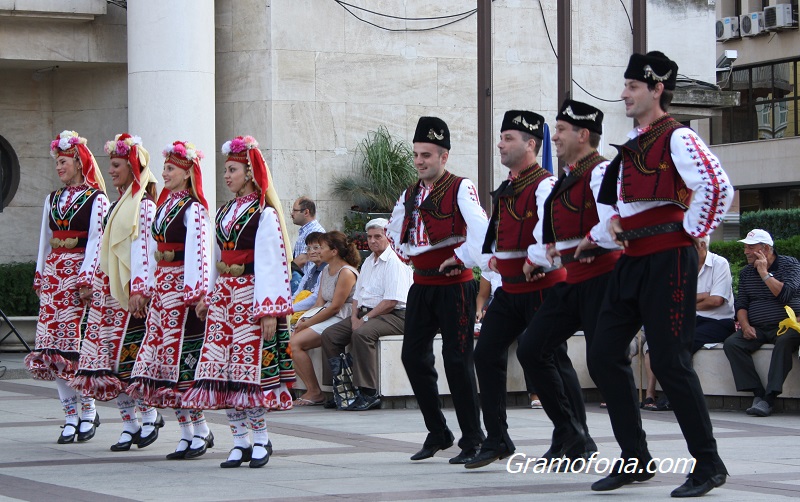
top-left (320, 218), bottom-right (413, 411)
top-left (724, 229), bottom-right (800, 417)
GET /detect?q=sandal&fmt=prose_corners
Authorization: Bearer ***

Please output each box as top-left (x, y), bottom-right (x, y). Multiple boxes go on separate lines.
top-left (295, 397), bottom-right (324, 407)
top-left (641, 397), bottom-right (659, 411)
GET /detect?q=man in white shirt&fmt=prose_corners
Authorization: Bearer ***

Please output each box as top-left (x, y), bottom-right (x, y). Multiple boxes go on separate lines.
top-left (321, 218), bottom-right (413, 411)
top-left (693, 235), bottom-right (735, 352)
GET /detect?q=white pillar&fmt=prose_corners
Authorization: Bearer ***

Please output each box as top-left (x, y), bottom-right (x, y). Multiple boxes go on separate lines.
top-left (127, 0), bottom-right (216, 209)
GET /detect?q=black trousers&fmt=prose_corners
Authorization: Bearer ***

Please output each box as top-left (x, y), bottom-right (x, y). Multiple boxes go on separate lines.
top-left (588, 246), bottom-right (726, 479)
top-left (517, 273), bottom-right (609, 449)
top-left (401, 280), bottom-right (483, 450)
top-left (475, 287), bottom-right (584, 452)
top-left (723, 325), bottom-right (800, 397)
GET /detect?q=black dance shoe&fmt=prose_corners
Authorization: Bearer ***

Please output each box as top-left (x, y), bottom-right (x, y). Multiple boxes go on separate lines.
top-left (137, 412), bottom-right (165, 449)
top-left (670, 473), bottom-right (726, 498)
top-left (77, 414), bottom-right (101, 442)
top-left (591, 470), bottom-right (655, 491)
top-left (249, 443), bottom-right (271, 468)
top-left (110, 429), bottom-right (141, 451)
top-left (410, 440), bottom-right (454, 461)
top-left (166, 438), bottom-right (191, 460)
top-left (449, 447), bottom-right (480, 464)
top-left (220, 446), bottom-right (253, 468)
top-left (57, 423), bottom-right (78, 444)
top-left (184, 432), bottom-right (214, 459)
top-left (464, 444), bottom-right (513, 469)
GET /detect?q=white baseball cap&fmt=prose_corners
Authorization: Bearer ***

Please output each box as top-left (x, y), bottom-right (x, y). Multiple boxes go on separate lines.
top-left (739, 229), bottom-right (774, 246)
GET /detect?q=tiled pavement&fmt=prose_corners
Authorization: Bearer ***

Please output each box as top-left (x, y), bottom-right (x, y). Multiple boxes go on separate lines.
top-left (1, 352), bottom-right (799, 501)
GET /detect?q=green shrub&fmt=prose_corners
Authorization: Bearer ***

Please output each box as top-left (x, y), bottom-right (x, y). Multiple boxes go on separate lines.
top-left (740, 208), bottom-right (800, 240)
top-left (0, 262), bottom-right (39, 316)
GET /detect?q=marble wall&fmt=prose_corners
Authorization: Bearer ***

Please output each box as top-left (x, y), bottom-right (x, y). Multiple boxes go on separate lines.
top-left (0, 0), bottom-right (719, 263)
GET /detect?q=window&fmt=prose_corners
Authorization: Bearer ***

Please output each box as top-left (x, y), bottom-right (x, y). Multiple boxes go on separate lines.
top-left (0, 135), bottom-right (20, 211)
top-left (711, 58), bottom-right (798, 145)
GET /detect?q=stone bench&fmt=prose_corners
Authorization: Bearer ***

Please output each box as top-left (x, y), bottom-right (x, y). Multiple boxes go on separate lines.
top-left (293, 332), bottom-right (800, 409)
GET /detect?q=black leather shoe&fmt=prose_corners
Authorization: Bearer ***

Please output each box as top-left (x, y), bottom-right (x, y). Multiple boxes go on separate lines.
top-left (137, 412), bottom-right (165, 449)
top-left (220, 446), bottom-right (253, 468)
top-left (57, 423), bottom-right (78, 444)
top-left (449, 447), bottom-right (479, 464)
top-left (110, 429), bottom-right (141, 451)
top-left (166, 438), bottom-right (191, 460)
top-left (249, 443), bottom-right (271, 468)
top-left (410, 440), bottom-right (454, 461)
top-left (591, 470), bottom-right (655, 491)
top-left (465, 445), bottom-right (513, 469)
top-left (184, 432), bottom-right (214, 459)
top-left (137, 426), bottom-right (159, 449)
top-left (670, 474), bottom-right (726, 498)
top-left (77, 414), bottom-right (101, 442)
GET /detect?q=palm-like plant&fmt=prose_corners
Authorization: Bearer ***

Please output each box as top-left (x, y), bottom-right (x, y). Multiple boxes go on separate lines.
top-left (333, 126), bottom-right (416, 212)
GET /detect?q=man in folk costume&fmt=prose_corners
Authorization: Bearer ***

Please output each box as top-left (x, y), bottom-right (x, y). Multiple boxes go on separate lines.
top-left (182, 135), bottom-right (295, 468)
top-left (27, 130), bottom-right (109, 443)
top-left (386, 116), bottom-right (488, 464)
top-left (127, 140), bottom-right (216, 460)
top-left (467, 110), bottom-right (590, 469)
top-left (589, 51), bottom-right (732, 497)
top-left (71, 134), bottom-right (166, 451)
top-left (514, 101), bottom-right (620, 467)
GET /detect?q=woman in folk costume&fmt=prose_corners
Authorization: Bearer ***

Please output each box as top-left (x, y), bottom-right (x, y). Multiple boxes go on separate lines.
top-left (126, 140), bottom-right (215, 460)
top-left (70, 134), bottom-right (166, 451)
top-left (182, 135), bottom-right (294, 469)
top-left (26, 130), bottom-right (109, 443)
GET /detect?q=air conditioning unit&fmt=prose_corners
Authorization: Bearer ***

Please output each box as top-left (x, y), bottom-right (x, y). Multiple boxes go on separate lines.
top-left (764, 4), bottom-right (796, 30)
top-left (716, 16), bottom-right (740, 41)
top-left (740, 12), bottom-right (765, 36)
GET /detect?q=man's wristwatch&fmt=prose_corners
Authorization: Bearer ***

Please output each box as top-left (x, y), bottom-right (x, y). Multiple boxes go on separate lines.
top-left (762, 272), bottom-right (774, 282)
top-left (362, 315), bottom-right (370, 322)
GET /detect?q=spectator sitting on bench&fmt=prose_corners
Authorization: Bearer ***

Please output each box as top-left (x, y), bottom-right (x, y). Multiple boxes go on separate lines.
top-left (723, 229), bottom-right (800, 417)
top-left (320, 218), bottom-right (413, 411)
top-left (290, 232), bottom-right (327, 325)
top-left (642, 235), bottom-right (736, 410)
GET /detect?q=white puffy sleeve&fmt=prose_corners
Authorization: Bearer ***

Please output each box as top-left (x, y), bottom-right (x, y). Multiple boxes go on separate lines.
top-left (526, 175), bottom-right (556, 267)
top-left (385, 190), bottom-right (411, 264)
top-left (253, 207), bottom-right (294, 319)
top-left (182, 201), bottom-right (213, 305)
top-left (453, 179), bottom-right (488, 267)
top-left (670, 129), bottom-right (734, 238)
top-left (78, 193), bottom-right (110, 288)
top-left (589, 161), bottom-right (621, 249)
top-left (130, 198), bottom-right (157, 297)
top-left (34, 194), bottom-right (53, 290)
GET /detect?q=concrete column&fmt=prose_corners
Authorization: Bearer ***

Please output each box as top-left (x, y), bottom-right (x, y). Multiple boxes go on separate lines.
top-left (127, 0), bottom-right (216, 209)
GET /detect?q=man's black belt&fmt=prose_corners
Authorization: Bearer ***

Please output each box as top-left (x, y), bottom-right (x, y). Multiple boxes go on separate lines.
top-left (502, 273), bottom-right (530, 284)
top-left (616, 221), bottom-right (684, 242)
top-left (414, 265), bottom-right (466, 276)
top-left (560, 246), bottom-right (615, 265)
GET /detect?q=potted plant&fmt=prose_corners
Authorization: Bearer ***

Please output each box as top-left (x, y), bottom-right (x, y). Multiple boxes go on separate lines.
top-left (333, 126), bottom-right (417, 261)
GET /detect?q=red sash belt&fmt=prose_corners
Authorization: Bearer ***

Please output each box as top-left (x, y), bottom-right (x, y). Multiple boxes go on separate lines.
top-left (620, 206), bottom-right (693, 257)
top-left (495, 256), bottom-right (566, 293)
top-left (560, 246), bottom-right (622, 284)
top-left (50, 230), bottom-right (88, 253)
top-left (156, 242), bottom-right (186, 267)
top-left (410, 245), bottom-right (474, 286)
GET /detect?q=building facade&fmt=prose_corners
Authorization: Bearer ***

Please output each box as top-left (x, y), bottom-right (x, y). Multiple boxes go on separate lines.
top-left (0, 0), bottom-right (719, 263)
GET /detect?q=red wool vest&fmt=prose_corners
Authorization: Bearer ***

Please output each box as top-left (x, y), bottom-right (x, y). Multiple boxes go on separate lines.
top-left (491, 164), bottom-right (551, 253)
top-left (547, 151), bottom-right (607, 243)
top-left (618, 115), bottom-right (692, 208)
top-left (400, 171), bottom-right (466, 246)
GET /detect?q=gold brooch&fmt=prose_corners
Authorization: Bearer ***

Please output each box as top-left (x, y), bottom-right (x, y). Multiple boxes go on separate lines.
top-left (427, 129), bottom-right (445, 141)
top-left (154, 250), bottom-right (176, 262)
top-left (512, 115), bottom-right (539, 132)
top-left (562, 106), bottom-right (598, 122)
top-left (50, 237), bottom-right (78, 249)
top-left (643, 65), bottom-right (672, 83)
top-left (216, 261), bottom-right (245, 277)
